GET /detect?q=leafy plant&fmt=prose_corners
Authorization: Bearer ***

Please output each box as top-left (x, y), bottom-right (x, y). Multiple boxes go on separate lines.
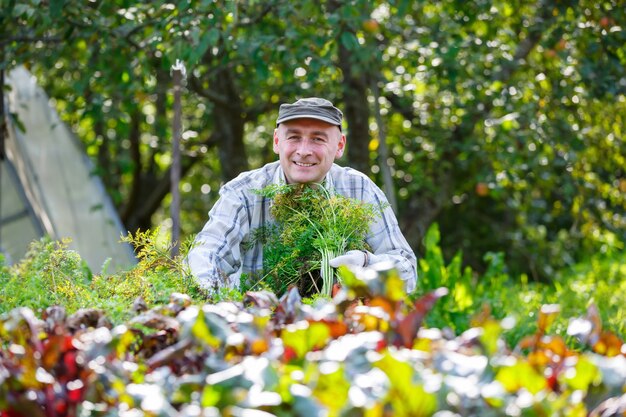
top-left (1, 263), bottom-right (624, 417)
top-left (0, 238), bottom-right (93, 314)
top-left (247, 183), bottom-right (380, 297)
top-left (0, 231), bottom-right (205, 323)
top-left (416, 223), bottom-right (626, 347)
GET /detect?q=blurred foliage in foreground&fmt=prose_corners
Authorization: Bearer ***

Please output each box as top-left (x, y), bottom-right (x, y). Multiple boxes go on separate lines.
top-left (0, 243), bottom-right (625, 416)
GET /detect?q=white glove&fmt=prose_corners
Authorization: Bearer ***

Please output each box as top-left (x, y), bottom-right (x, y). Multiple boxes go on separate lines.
top-left (329, 250), bottom-right (417, 293)
top-left (329, 250), bottom-right (378, 268)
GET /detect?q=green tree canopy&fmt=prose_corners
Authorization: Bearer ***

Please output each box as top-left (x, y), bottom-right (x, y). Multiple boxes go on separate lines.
top-left (2, 0), bottom-right (624, 280)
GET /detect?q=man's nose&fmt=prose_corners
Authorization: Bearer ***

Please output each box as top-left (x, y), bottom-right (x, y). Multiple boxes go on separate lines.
top-left (296, 139), bottom-right (313, 155)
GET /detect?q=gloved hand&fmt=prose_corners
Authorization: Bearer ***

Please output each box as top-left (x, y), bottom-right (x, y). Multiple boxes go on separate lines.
top-left (329, 250), bottom-right (379, 268)
top-left (329, 249), bottom-right (417, 294)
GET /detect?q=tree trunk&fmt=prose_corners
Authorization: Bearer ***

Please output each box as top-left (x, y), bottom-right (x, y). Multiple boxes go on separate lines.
top-left (120, 108), bottom-right (147, 231)
top-left (0, 67), bottom-right (5, 252)
top-left (337, 43), bottom-right (371, 174)
top-left (0, 67), bottom-right (5, 161)
top-left (211, 66), bottom-right (248, 182)
top-left (371, 79), bottom-right (397, 212)
top-left (329, 0), bottom-right (371, 175)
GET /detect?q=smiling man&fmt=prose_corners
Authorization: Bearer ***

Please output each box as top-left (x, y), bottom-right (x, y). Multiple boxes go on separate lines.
top-left (274, 117), bottom-right (345, 184)
top-left (187, 97), bottom-right (417, 296)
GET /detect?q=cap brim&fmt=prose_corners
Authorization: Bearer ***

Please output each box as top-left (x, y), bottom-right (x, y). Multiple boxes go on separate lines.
top-left (276, 114), bottom-right (341, 127)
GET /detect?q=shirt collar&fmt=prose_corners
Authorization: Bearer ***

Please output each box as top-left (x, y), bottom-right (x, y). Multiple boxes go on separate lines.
top-left (272, 163), bottom-right (286, 185)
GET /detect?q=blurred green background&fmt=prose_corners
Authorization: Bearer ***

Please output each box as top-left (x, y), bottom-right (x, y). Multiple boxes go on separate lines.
top-left (1, 0), bottom-right (624, 282)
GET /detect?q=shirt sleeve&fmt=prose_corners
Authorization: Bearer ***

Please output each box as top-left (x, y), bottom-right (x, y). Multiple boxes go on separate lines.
top-left (363, 182), bottom-right (418, 293)
top-left (186, 186), bottom-right (249, 295)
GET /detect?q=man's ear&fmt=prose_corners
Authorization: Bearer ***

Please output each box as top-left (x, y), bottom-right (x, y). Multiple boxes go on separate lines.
top-left (336, 134), bottom-right (346, 157)
top-left (273, 128), bottom-right (280, 154)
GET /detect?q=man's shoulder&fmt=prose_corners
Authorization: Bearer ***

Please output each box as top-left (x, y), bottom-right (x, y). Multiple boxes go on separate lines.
top-left (328, 164), bottom-right (384, 199)
top-left (329, 164), bottom-right (375, 184)
top-left (222, 161), bottom-right (280, 192)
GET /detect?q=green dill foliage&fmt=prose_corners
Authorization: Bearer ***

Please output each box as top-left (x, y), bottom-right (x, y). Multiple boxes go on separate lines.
top-left (0, 238), bottom-right (93, 313)
top-left (248, 183), bottom-right (381, 297)
top-left (92, 228), bottom-right (205, 317)
top-left (0, 230), bottom-right (206, 323)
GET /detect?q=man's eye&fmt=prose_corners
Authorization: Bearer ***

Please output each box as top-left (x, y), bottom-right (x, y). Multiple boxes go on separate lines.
top-left (313, 137), bottom-right (325, 142)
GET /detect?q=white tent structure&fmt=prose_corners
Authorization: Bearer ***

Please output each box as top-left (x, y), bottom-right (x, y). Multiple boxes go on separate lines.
top-left (0, 66), bottom-right (136, 272)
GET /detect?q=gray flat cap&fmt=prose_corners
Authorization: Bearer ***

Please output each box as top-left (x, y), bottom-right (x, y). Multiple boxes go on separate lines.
top-left (276, 97), bottom-right (343, 130)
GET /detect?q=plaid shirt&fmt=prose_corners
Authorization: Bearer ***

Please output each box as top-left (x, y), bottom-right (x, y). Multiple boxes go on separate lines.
top-left (187, 161), bottom-right (417, 294)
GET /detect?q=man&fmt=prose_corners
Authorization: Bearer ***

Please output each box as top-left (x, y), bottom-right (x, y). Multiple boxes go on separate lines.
top-left (187, 97), bottom-right (417, 295)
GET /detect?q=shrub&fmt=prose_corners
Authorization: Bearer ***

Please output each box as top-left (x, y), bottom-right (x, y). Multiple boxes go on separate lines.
top-left (416, 223), bottom-right (626, 347)
top-left (0, 230), bottom-right (205, 323)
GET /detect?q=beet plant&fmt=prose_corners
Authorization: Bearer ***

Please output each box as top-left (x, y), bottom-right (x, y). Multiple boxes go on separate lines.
top-left (1, 263), bottom-right (625, 417)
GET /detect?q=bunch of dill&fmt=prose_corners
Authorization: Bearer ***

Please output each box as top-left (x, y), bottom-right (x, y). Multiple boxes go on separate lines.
top-left (246, 183), bottom-right (380, 297)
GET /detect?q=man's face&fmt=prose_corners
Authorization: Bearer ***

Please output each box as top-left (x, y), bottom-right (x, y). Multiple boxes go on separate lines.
top-left (273, 118), bottom-right (346, 184)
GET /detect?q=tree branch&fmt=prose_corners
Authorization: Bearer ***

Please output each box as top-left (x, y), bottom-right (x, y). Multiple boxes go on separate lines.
top-left (187, 75), bottom-right (234, 108)
top-left (238, 3), bottom-right (276, 27)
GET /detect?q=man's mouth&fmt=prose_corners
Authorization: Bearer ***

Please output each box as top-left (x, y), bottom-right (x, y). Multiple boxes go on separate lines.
top-left (294, 162), bottom-right (315, 167)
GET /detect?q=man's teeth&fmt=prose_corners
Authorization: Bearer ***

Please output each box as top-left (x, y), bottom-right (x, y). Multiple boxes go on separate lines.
top-left (295, 162), bottom-right (314, 167)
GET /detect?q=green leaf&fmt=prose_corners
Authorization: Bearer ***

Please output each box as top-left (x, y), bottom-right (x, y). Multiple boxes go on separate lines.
top-left (282, 321), bottom-right (331, 360)
top-left (496, 359), bottom-right (547, 394)
top-left (191, 309), bottom-right (220, 348)
top-left (453, 281), bottom-right (473, 310)
top-left (340, 32), bottom-right (359, 51)
top-left (50, 0), bottom-right (64, 19)
top-left (479, 319), bottom-right (502, 356)
top-left (312, 363), bottom-right (350, 412)
top-left (376, 351), bottom-right (437, 416)
top-left (198, 28), bottom-right (220, 55)
top-left (564, 356), bottom-right (601, 391)
top-left (201, 385), bottom-right (222, 407)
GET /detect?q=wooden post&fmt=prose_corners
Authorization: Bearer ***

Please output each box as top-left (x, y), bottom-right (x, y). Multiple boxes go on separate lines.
top-left (170, 60), bottom-right (186, 257)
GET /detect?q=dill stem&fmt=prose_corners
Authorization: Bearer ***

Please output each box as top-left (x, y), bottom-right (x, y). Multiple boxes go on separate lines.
top-left (320, 249), bottom-right (339, 296)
